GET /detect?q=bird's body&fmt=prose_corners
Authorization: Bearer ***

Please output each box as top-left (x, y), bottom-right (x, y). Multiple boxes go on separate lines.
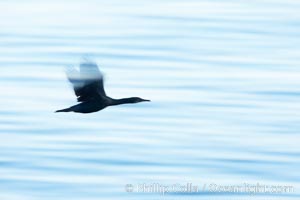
top-left (56, 61), bottom-right (150, 114)
top-left (56, 100), bottom-right (106, 113)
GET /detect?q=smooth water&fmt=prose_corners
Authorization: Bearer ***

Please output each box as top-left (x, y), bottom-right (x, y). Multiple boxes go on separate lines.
top-left (0, 0), bottom-right (300, 199)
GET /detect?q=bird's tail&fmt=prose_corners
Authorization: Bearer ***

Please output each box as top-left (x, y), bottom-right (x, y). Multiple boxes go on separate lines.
top-left (55, 108), bottom-right (72, 113)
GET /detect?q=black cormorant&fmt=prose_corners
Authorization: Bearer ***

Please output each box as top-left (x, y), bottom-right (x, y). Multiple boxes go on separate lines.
top-left (55, 61), bottom-right (150, 113)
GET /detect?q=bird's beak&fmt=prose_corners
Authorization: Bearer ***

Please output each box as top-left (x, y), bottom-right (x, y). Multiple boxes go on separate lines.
top-left (143, 99), bottom-right (151, 102)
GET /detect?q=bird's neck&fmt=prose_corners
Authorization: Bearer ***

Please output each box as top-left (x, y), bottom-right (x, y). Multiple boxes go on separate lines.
top-left (110, 98), bottom-right (135, 106)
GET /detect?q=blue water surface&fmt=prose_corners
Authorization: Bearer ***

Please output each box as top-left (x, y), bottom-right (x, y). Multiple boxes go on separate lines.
top-left (0, 0), bottom-right (300, 199)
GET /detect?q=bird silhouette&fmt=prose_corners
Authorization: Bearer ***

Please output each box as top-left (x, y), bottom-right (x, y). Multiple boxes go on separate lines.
top-left (55, 61), bottom-right (150, 113)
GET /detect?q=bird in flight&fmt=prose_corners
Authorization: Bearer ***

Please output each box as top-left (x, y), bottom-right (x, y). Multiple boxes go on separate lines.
top-left (56, 61), bottom-right (150, 113)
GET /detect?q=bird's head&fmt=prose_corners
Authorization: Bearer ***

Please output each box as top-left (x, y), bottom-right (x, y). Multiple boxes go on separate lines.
top-left (130, 97), bottom-right (151, 103)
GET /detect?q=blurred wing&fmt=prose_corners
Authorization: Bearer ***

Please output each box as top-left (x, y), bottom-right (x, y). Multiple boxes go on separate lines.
top-left (66, 62), bottom-right (106, 102)
top-left (80, 61), bottom-right (106, 96)
top-left (66, 66), bottom-right (84, 98)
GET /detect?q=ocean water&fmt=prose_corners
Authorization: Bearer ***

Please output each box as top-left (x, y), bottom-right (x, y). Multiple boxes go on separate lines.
top-left (0, 0), bottom-right (300, 199)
